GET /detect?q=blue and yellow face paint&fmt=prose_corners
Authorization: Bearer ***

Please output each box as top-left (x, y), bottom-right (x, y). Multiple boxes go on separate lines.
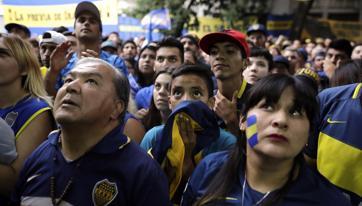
top-left (246, 115), bottom-right (258, 148)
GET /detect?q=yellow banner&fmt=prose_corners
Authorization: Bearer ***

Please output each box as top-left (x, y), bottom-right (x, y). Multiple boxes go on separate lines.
top-left (3, 0), bottom-right (118, 27)
top-left (187, 16), bottom-right (256, 38)
top-left (267, 20), bottom-right (292, 31)
top-left (303, 18), bottom-right (362, 43)
top-left (327, 19), bottom-right (362, 43)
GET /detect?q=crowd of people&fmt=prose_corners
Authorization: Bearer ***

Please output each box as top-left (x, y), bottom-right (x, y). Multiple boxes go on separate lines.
top-left (0, 1), bottom-right (361, 205)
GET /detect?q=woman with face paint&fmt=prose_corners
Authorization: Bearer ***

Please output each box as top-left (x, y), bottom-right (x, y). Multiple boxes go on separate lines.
top-left (181, 74), bottom-right (351, 206)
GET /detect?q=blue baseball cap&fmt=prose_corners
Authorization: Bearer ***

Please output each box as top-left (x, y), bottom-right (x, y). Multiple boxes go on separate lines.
top-left (273, 55), bottom-right (289, 68)
top-left (247, 24), bottom-right (267, 36)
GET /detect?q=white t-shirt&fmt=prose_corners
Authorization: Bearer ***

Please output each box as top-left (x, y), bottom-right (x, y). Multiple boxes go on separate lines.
top-left (0, 117), bottom-right (17, 165)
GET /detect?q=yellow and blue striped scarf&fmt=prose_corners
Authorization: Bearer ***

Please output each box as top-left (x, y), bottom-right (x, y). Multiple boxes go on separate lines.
top-left (152, 100), bottom-right (219, 198)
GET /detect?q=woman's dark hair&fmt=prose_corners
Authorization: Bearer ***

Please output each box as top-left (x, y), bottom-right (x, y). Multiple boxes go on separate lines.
top-left (330, 59), bottom-right (362, 87)
top-left (142, 69), bottom-right (172, 131)
top-left (196, 74), bottom-right (318, 206)
top-left (135, 44), bottom-right (158, 87)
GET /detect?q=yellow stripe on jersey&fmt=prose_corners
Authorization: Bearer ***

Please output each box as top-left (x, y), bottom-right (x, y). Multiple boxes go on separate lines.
top-left (317, 132), bottom-right (362, 196)
top-left (16, 107), bottom-right (51, 140)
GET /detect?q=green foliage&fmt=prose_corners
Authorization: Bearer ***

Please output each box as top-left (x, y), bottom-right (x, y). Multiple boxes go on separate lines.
top-left (128, 0), bottom-right (269, 37)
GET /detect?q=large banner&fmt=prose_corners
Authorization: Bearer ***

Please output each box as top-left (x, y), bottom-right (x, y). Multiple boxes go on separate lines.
top-left (267, 14), bottom-right (293, 37)
top-left (187, 16), bottom-right (257, 38)
top-left (3, 0), bottom-right (118, 36)
top-left (118, 15), bottom-right (163, 41)
top-left (303, 17), bottom-right (362, 43)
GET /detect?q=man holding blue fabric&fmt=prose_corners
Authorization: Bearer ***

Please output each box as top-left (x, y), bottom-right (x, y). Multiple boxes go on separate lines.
top-left (44, 1), bottom-right (128, 97)
top-left (140, 64), bottom-right (236, 204)
top-left (12, 58), bottom-right (170, 206)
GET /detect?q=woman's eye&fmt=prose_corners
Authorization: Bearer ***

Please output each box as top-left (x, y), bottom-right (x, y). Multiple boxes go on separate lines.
top-left (154, 84), bottom-right (161, 90)
top-left (261, 103), bottom-right (273, 111)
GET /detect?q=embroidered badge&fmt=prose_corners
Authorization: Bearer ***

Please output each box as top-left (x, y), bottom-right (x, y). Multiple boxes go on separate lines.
top-left (92, 179), bottom-right (118, 206)
top-left (5, 111), bottom-right (18, 127)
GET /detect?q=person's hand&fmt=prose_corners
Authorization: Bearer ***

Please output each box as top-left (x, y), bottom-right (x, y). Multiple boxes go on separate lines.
top-left (135, 108), bottom-right (149, 120)
top-left (177, 114), bottom-right (196, 157)
top-left (80, 49), bottom-right (99, 58)
top-left (322, 58), bottom-right (336, 79)
top-left (213, 90), bottom-right (238, 124)
top-left (49, 42), bottom-right (73, 74)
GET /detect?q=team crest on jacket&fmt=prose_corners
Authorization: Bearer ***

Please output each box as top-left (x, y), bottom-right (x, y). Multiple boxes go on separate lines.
top-left (92, 179), bottom-right (118, 206)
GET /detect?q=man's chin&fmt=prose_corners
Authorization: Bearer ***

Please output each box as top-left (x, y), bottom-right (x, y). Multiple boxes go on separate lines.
top-left (55, 115), bottom-right (77, 125)
top-left (79, 36), bottom-right (99, 43)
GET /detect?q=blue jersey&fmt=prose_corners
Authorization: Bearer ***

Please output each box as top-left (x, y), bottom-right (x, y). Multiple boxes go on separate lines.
top-left (0, 95), bottom-right (51, 204)
top-left (305, 83), bottom-right (362, 203)
top-left (182, 151), bottom-right (351, 206)
top-left (55, 51), bottom-right (128, 90)
top-left (12, 124), bottom-right (170, 206)
top-left (0, 95), bottom-right (51, 139)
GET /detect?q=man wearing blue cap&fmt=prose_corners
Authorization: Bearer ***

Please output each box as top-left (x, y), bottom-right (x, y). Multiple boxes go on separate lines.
top-left (246, 24), bottom-right (267, 48)
top-left (5, 23), bottom-right (31, 40)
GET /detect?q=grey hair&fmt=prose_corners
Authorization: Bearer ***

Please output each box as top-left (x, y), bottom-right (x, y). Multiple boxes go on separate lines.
top-left (74, 57), bottom-right (130, 123)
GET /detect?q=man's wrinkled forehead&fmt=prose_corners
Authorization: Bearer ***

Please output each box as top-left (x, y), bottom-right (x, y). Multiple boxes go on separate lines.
top-left (70, 63), bottom-right (111, 77)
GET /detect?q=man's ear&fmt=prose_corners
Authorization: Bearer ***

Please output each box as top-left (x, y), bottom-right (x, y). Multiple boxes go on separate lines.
top-left (111, 100), bottom-right (124, 120)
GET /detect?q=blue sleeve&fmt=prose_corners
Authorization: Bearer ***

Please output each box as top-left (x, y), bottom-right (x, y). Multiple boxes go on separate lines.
top-left (113, 56), bottom-right (129, 76)
top-left (132, 156), bottom-right (171, 206)
top-left (217, 128), bottom-right (237, 149)
top-left (140, 126), bottom-right (162, 152)
top-left (181, 152), bottom-right (228, 206)
top-left (135, 87), bottom-right (152, 110)
top-left (128, 74), bottom-right (141, 97)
